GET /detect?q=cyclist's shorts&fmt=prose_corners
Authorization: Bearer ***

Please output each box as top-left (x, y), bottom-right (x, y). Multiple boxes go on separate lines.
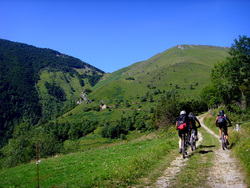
top-left (178, 129), bottom-right (187, 137)
top-left (219, 125), bottom-right (228, 135)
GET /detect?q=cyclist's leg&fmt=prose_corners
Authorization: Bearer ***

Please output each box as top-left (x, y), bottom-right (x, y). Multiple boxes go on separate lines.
top-left (219, 126), bottom-right (222, 139)
top-left (224, 125), bottom-right (229, 144)
top-left (178, 130), bottom-right (182, 153)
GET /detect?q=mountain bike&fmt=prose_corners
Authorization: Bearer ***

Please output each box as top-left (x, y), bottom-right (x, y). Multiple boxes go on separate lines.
top-left (181, 133), bottom-right (188, 159)
top-left (221, 125), bottom-right (231, 150)
top-left (190, 126), bottom-right (201, 151)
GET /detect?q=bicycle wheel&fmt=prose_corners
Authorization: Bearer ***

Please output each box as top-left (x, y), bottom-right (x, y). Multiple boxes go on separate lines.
top-left (190, 130), bottom-right (196, 151)
top-left (190, 133), bottom-right (194, 151)
top-left (224, 129), bottom-right (228, 149)
top-left (182, 134), bottom-right (186, 159)
top-left (221, 132), bottom-right (225, 150)
top-left (193, 130), bottom-right (196, 150)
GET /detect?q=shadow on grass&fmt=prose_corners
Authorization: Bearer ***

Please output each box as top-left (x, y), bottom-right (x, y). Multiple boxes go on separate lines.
top-left (227, 143), bottom-right (235, 149)
top-left (198, 145), bottom-right (216, 148)
top-left (198, 150), bottom-right (213, 154)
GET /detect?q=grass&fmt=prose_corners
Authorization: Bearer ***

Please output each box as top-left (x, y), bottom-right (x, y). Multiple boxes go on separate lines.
top-left (90, 45), bottom-right (229, 103)
top-left (0, 128), bottom-right (178, 187)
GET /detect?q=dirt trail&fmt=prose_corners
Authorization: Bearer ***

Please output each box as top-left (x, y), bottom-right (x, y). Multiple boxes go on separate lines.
top-left (151, 132), bottom-right (203, 187)
top-left (150, 113), bottom-right (247, 188)
top-left (200, 115), bottom-right (247, 188)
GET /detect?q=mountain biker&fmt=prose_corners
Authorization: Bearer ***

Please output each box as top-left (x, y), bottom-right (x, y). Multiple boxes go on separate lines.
top-left (188, 112), bottom-right (201, 141)
top-left (215, 110), bottom-right (232, 145)
top-left (176, 110), bottom-right (192, 153)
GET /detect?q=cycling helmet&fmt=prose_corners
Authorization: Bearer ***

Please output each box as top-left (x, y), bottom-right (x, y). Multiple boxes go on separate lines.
top-left (219, 110), bottom-right (224, 115)
top-left (189, 112), bottom-right (194, 116)
top-left (180, 110), bottom-right (186, 115)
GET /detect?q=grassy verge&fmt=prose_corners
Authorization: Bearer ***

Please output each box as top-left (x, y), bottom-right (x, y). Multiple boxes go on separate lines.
top-left (204, 109), bottom-right (250, 185)
top-left (0, 128), bottom-right (178, 187)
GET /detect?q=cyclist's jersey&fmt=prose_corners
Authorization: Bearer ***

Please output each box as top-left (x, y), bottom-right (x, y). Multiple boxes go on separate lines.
top-left (188, 115), bottom-right (197, 128)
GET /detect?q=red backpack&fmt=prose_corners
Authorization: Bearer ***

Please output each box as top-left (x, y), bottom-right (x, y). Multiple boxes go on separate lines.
top-left (177, 115), bottom-right (188, 130)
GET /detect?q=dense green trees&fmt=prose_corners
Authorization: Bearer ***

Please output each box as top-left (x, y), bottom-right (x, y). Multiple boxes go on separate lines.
top-left (152, 92), bottom-right (207, 129)
top-left (201, 35), bottom-right (249, 111)
top-left (0, 39), bottom-right (104, 148)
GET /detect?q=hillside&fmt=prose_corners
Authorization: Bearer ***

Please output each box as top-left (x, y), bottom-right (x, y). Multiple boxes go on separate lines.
top-left (0, 41), bottom-right (230, 168)
top-left (0, 39), bottom-right (104, 147)
top-left (59, 45), bottom-right (229, 124)
top-left (90, 45), bottom-right (229, 102)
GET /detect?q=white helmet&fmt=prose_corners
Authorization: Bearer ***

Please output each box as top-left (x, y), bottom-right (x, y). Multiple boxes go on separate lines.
top-left (180, 110), bottom-right (186, 115)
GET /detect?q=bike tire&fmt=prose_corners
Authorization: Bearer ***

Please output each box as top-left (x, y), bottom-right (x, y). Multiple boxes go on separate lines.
top-left (222, 133), bottom-right (225, 150)
top-left (182, 134), bottom-right (186, 159)
top-left (190, 135), bottom-right (194, 151)
top-left (194, 138), bottom-right (196, 150)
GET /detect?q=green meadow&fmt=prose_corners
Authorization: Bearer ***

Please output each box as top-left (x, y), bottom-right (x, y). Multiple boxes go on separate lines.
top-left (0, 129), bottom-right (178, 187)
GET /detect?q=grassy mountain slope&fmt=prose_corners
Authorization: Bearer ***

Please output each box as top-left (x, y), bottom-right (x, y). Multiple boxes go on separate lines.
top-left (91, 45), bottom-right (229, 102)
top-left (56, 45), bottom-right (229, 125)
top-left (0, 39), bottom-right (104, 147)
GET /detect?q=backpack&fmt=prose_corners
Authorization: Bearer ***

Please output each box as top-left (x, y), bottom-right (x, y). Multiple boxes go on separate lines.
top-left (188, 114), bottom-right (196, 127)
top-left (217, 115), bottom-right (226, 126)
top-left (177, 115), bottom-right (188, 130)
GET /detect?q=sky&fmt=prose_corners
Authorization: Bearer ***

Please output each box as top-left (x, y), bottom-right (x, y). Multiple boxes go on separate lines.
top-left (1, 0), bottom-right (250, 73)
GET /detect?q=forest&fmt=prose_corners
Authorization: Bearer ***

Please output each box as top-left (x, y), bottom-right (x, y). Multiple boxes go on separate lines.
top-left (0, 39), bottom-right (104, 148)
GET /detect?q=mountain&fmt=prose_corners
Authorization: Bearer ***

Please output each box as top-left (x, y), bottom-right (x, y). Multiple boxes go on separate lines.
top-left (57, 45), bottom-right (229, 125)
top-left (90, 44), bottom-right (229, 102)
top-left (0, 39), bottom-right (104, 147)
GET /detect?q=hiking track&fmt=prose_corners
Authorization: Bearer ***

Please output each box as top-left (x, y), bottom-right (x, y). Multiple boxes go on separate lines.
top-left (149, 113), bottom-right (247, 188)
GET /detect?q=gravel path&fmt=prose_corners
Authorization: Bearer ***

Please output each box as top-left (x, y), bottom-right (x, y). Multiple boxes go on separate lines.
top-left (150, 113), bottom-right (247, 188)
top-left (201, 115), bottom-right (247, 188)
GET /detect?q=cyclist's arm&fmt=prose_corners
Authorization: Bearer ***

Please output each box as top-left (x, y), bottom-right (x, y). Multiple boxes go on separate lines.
top-left (215, 117), bottom-right (218, 127)
top-left (226, 115), bottom-right (232, 126)
top-left (176, 121), bottom-right (178, 130)
top-left (196, 118), bottom-right (201, 127)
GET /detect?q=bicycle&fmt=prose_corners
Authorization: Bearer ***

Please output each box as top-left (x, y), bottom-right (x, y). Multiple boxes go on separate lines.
top-left (190, 126), bottom-right (201, 151)
top-left (181, 133), bottom-right (188, 159)
top-left (221, 125), bottom-right (231, 150)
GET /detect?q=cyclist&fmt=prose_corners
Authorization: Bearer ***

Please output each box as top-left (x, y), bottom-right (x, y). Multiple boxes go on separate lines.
top-left (215, 110), bottom-right (232, 145)
top-left (176, 110), bottom-right (192, 153)
top-left (188, 112), bottom-right (201, 141)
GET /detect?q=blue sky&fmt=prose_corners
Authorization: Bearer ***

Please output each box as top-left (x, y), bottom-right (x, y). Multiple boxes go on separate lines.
top-left (1, 0), bottom-right (250, 73)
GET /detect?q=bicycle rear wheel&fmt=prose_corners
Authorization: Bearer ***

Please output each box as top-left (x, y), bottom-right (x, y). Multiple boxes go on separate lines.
top-left (222, 132), bottom-right (226, 150)
top-left (190, 130), bottom-right (196, 151)
top-left (182, 134), bottom-right (186, 159)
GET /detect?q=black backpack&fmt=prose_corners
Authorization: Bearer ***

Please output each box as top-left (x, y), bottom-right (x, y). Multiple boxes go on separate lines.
top-left (188, 114), bottom-right (196, 127)
top-left (217, 115), bottom-right (226, 126)
top-left (177, 115), bottom-right (188, 130)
